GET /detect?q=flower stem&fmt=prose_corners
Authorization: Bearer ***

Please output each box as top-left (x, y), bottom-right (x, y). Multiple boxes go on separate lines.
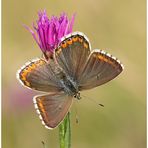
top-left (59, 112), bottom-right (71, 148)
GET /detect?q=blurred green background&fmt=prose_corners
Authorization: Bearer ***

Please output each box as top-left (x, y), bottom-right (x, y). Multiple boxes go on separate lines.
top-left (2, 0), bottom-right (146, 148)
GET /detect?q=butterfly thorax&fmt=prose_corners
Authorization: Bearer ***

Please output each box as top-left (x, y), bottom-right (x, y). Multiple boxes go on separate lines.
top-left (59, 73), bottom-right (80, 98)
top-left (56, 72), bottom-right (81, 100)
top-left (49, 58), bottom-right (80, 99)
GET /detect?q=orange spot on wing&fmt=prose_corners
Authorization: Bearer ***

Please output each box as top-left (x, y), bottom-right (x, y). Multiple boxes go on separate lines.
top-left (24, 81), bottom-right (30, 86)
top-left (20, 68), bottom-right (30, 81)
top-left (21, 76), bottom-right (26, 81)
top-left (67, 39), bottom-right (73, 45)
top-left (72, 36), bottom-right (78, 42)
top-left (78, 37), bottom-right (83, 43)
top-left (103, 57), bottom-right (108, 62)
top-left (26, 66), bottom-right (32, 72)
top-left (30, 63), bottom-right (37, 69)
top-left (94, 53), bottom-right (119, 69)
top-left (20, 59), bottom-right (46, 87)
top-left (83, 42), bottom-right (88, 48)
top-left (61, 41), bottom-right (67, 48)
top-left (98, 54), bottom-right (117, 67)
top-left (38, 101), bottom-right (45, 113)
top-left (98, 55), bottom-right (104, 60)
top-left (107, 60), bottom-right (117, 68)
top-left (37, 98), bottom-right (49, 121)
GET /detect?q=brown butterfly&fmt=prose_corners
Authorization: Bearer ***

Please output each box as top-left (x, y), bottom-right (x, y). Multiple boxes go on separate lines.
top-left (17, 32), bottom-right (124, 129)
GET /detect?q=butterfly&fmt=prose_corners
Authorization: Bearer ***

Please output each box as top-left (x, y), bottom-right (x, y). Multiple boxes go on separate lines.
top-left (17, 32), bottom-right (124, 129)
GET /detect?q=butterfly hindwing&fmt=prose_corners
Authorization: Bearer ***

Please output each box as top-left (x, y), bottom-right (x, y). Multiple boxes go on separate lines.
top-left (79, 49), bottom-right (124, 90)
top-left (17, 58), bottom-right (62, 92)
top-left (33, 92), bottom-right (73, 129)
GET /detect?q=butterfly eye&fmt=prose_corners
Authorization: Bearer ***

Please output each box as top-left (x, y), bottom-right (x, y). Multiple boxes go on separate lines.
top-left (72, 36), bottom-right (78, 42)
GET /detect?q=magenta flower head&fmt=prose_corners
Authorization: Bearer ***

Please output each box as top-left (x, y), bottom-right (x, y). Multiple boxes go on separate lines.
top-left (26, 10), bottom-right (75, 59)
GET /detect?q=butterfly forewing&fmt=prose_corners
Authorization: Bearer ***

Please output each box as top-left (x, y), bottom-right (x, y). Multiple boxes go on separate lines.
top-left (33, 93), bottom-right (73, 129)
top-left (17, 58), bottom-right (62, 92)
top-left (79, 49), bottom-right (123, 90)
top-left (54, 32), bottom-right (90, 82)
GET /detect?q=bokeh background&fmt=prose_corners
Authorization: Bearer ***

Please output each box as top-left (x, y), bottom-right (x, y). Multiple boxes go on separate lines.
top-left (2, 0), bottom-right (146, 148)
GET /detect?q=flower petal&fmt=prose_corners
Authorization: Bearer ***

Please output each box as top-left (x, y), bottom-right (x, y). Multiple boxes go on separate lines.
top-left (27, 11), bottom-right (75, 56)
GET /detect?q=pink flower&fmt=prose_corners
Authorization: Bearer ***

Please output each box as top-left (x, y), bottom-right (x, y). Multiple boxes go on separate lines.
top-left (26, 10), bottom-right (75, 56)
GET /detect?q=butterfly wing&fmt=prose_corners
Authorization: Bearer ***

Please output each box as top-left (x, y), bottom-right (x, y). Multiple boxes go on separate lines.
top-left (17, 58), bottom-right (62, 92)
top-left (78, 49), bottom-right (124, 90)
top-left (33, 93), bottom-right (73, 129)
top-left (54, 32), bottom-right (90, 81)
top-left (54, 32), bottom-right (123, 91)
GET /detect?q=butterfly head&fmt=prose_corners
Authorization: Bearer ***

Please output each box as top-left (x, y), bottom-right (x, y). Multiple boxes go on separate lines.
top-left (74, 92), bottom-right (81, 100)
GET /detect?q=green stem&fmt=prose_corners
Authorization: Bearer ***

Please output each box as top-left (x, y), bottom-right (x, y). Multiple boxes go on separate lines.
top-left (59, 112), bottom-right (71, 148)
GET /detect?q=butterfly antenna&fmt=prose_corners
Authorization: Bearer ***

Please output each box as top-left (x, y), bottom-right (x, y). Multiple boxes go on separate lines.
top-left (81, 94), bottom-right (104, 108)
top-left (73, 100), bottom-right (79, 124)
